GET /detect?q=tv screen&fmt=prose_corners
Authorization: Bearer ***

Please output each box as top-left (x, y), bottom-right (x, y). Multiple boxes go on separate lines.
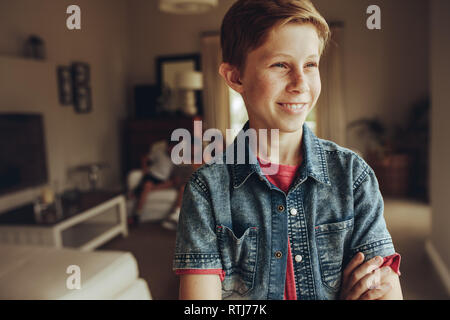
top-left (0, 113), bottom-right (48, 196)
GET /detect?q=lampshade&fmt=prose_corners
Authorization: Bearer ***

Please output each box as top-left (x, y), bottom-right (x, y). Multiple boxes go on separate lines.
top-left (159, 0), bottom-right (218, 14)
top-left (176, 71), bottom-right (203, 90)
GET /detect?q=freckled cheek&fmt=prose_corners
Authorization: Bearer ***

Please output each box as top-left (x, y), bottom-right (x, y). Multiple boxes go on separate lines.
top-left (246, 75), bottom-right (279, 101)
top-left (310, 76), bottom-right (322, 102)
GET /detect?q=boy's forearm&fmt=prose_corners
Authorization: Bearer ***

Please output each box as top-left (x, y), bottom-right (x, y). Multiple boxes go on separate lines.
top-left (179, 274), bottom-right (222, 300)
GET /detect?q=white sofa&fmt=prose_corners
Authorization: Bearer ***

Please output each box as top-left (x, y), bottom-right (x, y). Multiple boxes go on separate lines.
top-left (126, 169), bottom-right (178, 222)
top-left (125, 164), bottom-right (195, 223)
top-left (0, 244), bottom-right (152, 300)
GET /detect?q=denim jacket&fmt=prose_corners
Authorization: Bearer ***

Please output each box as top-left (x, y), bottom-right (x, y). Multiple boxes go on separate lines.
top-left (173, 122), bottom-right (396, 300)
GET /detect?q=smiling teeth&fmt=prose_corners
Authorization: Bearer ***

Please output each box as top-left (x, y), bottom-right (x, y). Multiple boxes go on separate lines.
top-left (281, 103), bottom-right (305, 110)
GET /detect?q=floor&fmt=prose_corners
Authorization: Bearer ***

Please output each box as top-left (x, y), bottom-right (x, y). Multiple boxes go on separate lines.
top-left (99, 198), bottom-right (449, 300)
top-left (383, 198), bottom-right (448, 300)
top-left (99, 221), bottom-right (180, 300)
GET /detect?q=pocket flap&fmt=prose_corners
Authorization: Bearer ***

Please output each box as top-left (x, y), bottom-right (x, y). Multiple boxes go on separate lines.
top-left (216, 225), bottom-right (258, 242)
top-left (315, 218), bottom-right (354, 234)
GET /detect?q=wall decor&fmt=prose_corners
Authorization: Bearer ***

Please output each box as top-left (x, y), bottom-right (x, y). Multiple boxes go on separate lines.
top-left (56, 61), bottom-right (93, 114)
top-left (73, 86), bottom-right (92, 113)
top-left (156, 53), bottom-right (203, 115)
top-left (71, 62), bottom-right (90, 86)
top-left (24, 35), bottom-right (46, 60)
top-left (71, 62), bottom-right (92, 113)
top-left (57, 66), bottom-right (73, 105)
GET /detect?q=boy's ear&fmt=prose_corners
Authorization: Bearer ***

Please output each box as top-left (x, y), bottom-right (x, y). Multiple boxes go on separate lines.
top-left (219, 63), bottom-right (243, 93)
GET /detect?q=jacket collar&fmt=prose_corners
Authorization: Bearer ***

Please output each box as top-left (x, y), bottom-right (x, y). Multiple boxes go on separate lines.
top-left (229, 121), bottom-right (331, 188)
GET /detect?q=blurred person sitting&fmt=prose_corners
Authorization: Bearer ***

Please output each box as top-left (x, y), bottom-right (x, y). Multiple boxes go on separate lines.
top-left (127, 136), bottom-right (204, 228)
top-left (161, 136), bottom-right (205, 230)
top-left (128, 138), bottom-right (175, 224)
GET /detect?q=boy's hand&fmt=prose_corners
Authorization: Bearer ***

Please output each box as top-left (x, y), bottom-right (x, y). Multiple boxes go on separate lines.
top-left (340, 252), bottom-right (394, 300)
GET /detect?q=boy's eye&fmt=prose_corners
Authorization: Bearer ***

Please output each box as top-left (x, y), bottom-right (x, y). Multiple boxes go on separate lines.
top-left (272, 62), bottom-right (287, 68)
top-left (306, 62), bottom-right (318, 68)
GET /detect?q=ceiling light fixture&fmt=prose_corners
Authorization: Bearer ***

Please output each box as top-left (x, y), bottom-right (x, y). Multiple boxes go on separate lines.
top-left (159, 0), bottom-right (218, 14)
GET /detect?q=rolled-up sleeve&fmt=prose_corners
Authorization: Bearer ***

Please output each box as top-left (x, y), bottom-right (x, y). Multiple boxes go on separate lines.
top-left (173, 173), bottom-right (223, 271)
top-left (350, 165), bottom-right (396, 262)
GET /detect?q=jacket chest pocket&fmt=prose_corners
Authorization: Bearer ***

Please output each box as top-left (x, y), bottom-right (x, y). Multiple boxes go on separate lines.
top-left (315, 218), bottom-right (353, 292)
top-left (216, 225), bottom-right (258, 298)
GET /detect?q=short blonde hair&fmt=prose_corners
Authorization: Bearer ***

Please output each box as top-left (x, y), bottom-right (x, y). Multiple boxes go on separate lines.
top-left (221, 0), bottom-right (331, 72)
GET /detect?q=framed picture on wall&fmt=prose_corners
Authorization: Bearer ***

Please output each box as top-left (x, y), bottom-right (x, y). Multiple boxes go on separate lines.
top-left (71, 62), bottom-right (92, 114)
top-left (73, 86), bottom-right (92, 113)
top-left (156, 53), bottom-right (203, 115)
top-left (57, 66), bottom-right (73, 106)
top-left (71, 62), bottom-right (90, 85)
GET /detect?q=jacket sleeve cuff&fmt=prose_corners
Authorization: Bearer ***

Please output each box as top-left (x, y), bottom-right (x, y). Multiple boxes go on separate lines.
top-left (175, 269), bottom-right (226, 282)
top-left (382, 253), bottom-right (401, 276)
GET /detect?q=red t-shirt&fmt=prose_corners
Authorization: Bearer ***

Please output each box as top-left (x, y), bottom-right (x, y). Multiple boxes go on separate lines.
top-left (176, 157), bottom-right (401, 299)
top-left (258, 158), bottom-right (301, 300)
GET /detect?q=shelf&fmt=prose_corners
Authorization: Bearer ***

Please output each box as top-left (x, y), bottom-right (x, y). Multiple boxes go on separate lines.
top-left (0, 54), bottom-right (51, 65)
top-left (0, 193), bottom-right (127, 251)
top-left (61, 222), bottom-right (123, 250)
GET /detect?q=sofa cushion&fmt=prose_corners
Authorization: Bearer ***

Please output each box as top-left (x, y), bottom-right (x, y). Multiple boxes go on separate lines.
top-left (113, 278), bottom-right (152, 300)
top-left (0, 244), bottom-right (147, 300)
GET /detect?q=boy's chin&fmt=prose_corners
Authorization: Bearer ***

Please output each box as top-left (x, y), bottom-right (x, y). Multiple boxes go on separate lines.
top-left (277, 119), bottom-right (306, 133)
top-left (250, 115), bottom-right (306, 132)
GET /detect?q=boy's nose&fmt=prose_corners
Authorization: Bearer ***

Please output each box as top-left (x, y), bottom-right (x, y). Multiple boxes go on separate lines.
top-left (287, 71), bottom-right (309, 94)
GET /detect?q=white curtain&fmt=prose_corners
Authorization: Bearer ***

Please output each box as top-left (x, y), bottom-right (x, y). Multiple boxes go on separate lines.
top-left (316, 23), bottom-right (346, 146)
top-left (200, 33), bottom-right (231, 138)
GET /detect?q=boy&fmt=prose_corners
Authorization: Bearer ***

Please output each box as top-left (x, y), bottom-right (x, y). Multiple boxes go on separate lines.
top-left (173, 0), bottom-right (402, 300)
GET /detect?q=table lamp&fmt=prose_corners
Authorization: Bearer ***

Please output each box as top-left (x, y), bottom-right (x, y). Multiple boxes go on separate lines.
top-left (176, 70), bottom-right (203, 116)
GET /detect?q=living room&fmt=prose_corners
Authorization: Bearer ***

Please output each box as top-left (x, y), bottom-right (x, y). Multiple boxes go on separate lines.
top-left (0, 0), bottom-right (449, 301)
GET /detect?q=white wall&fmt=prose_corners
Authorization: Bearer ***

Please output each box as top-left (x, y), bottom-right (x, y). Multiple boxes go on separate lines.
top-left (429, 0), bottom-right (450, 292)
top-left (0, 0), bottom-right (130, 212)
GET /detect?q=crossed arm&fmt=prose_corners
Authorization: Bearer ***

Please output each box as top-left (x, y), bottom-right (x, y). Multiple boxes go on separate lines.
top-left (339, 252), bottom-right (403, 300)
top-left (178, 253), bottom-right (403, 300)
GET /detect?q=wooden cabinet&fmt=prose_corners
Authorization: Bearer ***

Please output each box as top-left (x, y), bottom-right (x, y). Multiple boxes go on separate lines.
top-left (123, 115), bottom-right (201, 174)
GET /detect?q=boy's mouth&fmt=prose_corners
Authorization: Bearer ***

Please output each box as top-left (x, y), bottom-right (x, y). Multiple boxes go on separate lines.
top-left (277, 103), bottom-right (307, 111)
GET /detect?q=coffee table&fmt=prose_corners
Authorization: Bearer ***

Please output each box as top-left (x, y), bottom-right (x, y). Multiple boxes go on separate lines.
top-left (0, 190), bottom-right (128, 251)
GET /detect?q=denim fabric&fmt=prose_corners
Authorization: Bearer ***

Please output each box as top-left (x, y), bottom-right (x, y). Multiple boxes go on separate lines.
top-left (173, 122), bottom-right (396, 300)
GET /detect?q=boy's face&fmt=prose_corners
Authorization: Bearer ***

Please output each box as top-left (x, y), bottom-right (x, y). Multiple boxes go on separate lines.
top-left (237, 23), bottom-right (322, 133)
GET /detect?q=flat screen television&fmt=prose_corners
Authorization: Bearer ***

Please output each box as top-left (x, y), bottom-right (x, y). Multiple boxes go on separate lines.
top-left (0, 113), bottom-right (48, 196)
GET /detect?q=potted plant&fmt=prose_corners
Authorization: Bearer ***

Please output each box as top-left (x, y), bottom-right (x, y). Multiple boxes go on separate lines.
top-left (347, 97), bottom-right (429, 199)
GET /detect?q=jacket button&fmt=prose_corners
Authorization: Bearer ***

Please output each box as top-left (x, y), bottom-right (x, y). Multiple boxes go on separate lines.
top-left (275, 251), bottom-right (283, 258)
top-left (290, 208), bottom-right (298, 216)
top-left (277, 205), bottom-right (284, 212)
top-left (295, 255), bottom-right (303, 262)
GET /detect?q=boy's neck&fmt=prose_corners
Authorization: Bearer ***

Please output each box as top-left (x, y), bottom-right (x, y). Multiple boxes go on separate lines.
top-left (249, 123), bottom-right (304, 166)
